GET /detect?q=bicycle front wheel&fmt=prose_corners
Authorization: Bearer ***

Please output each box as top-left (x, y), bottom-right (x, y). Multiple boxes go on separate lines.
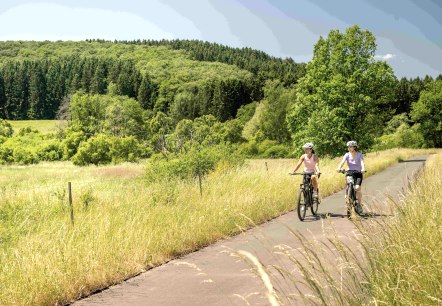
top-left (297, 188), bottom-right (307, 221)
top-left (311, 190), bottom-right (319, 215)
top-left (346, 186), bottom-right (354, 217)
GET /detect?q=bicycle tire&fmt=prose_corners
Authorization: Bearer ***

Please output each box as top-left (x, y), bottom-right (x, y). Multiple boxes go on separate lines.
top-left (297, 188), bottom-right (307, 221)
top-left (311, 188), bottom-right (319, 215)
top-left (346, 186), bottom-right (354, 217)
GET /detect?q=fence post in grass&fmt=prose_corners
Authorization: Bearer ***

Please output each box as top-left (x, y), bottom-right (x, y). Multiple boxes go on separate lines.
top-left (68, 182), bottom-right (74, 226)
top-left (265, 162), bottom-right (269, 173)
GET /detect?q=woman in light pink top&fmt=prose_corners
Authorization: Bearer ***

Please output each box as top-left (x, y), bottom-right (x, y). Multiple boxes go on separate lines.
top-left (292, 142), bottom-right (321, 198)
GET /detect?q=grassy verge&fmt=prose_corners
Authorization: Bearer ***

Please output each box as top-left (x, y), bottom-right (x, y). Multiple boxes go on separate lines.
top-left (366, 152), bottom-right (442, 305)
top-left (0, 148), bottom-right (434, 305)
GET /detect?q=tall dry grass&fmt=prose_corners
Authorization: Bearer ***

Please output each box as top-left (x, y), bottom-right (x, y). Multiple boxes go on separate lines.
top-left (0, 149), bottom-right (434, 305)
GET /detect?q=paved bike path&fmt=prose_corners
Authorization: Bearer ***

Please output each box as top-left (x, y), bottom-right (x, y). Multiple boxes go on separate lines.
top-left (74, 155), bottom-right (427, 306)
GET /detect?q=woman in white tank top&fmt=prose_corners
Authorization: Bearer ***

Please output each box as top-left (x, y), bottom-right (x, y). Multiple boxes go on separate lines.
top-left (292, 142), bottom-right (321, 198)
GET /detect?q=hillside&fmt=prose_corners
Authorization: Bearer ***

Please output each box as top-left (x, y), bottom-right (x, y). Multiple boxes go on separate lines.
top-left (0, 40), bottom-right (305, 121)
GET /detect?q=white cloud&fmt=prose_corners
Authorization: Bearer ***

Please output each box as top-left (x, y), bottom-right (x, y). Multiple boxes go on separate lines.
top-left (0, 3), bottom-right (174, 41)
top-left (374, 53), bottom-right (396, 61)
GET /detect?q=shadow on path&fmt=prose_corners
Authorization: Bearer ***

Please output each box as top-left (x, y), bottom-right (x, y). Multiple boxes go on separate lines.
top-left (301, 211), bottom-right (394, 222)
top-left (399, 159), bottom-right (427, 163)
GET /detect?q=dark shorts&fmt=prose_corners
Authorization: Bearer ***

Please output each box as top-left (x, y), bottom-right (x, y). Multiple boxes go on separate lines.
top-left (346, 171), bottom-right (363, 186)
top-left (303, 172), bottom-right (315, 185)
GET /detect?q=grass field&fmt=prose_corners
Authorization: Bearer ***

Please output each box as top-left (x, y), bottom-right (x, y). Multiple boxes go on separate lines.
top-left (8, 120), bottom-right (62, 134)
top-left (0, 148), bottom-right (435, 305)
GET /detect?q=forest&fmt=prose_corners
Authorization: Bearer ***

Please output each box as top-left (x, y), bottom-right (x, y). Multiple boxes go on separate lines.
top-left (0, 26), bottom-right (441, 168)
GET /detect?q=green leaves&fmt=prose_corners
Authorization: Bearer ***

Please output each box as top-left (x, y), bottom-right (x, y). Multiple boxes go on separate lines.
top-left (410, 80), bottom-right (442, 147)
top-left (288, 25), bottom-right (396, 155)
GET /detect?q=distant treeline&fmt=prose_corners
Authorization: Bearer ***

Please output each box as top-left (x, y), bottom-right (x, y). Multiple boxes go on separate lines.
top-left (0, 40), bottom-right (306, 121)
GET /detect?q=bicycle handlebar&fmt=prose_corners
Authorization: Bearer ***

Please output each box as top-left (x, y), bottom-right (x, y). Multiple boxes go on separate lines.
top-left (337, 169), bottom-right (366, 174)
top-left (289, 172), bottom-right (322, 177)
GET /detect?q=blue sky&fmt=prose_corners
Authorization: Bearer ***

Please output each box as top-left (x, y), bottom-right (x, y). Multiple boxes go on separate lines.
top-left (0, 0), bottom-right (440, 78)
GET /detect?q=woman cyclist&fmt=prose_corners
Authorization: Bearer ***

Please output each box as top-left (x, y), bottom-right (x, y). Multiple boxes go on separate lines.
top-left (292, 142), bottom-right (321, 199)
top-left (336, 140), bottom-right (366, 213)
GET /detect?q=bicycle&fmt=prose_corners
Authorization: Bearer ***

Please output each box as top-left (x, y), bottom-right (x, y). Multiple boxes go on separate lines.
top-left (290, 172), bottom-right (320, 221)
top-left (338, 169), bottom-right (364, 218)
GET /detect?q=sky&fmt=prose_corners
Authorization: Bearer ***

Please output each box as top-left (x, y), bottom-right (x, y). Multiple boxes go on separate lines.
top-left (0, 0), bottom-right (440, 78)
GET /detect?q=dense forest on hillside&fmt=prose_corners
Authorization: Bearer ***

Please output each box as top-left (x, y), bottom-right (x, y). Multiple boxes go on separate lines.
top-left (0, 30), bottom-right (441, 166)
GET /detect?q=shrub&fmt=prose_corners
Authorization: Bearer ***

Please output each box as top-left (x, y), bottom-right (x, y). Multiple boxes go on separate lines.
top-left (261, 144), bottom-right (291, 158)
top-left (145, 144), bottom-right (244, 182)
top-left (109, 136), bottom-right (143, 163)
top-left (17, 126), bottom-right (39, 136)
top-left (0, 120), bottom-right (13, 137)
top-left (0, 146), bottom-right (14, 164)
top-left (63, 129), bottom-right (87, 159)
top-left (37, 141), bottom-right (64, 161)
top-left (12, 147), bottom-right (39, 165)
top-left (373, 123), bottom-right (424, 150)
top-left (72, 134), bottom-right (112, 166)
top-left (237, 140), bottom-right (259, 157)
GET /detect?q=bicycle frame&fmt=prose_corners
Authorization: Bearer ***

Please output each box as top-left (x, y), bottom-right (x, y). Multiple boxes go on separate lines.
top-left (291, 172), bottom-right (319, 221)
top-left (339, 170), bottom-right (361, 217)
top-left (303, 176), bottom-right (314, 206)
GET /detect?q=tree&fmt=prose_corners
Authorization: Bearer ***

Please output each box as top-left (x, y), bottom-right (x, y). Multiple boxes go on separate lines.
top-left (69, 92), bottom-right (109, 135)
top-left (104, 96), bottom-right (145, 138)
top-left (137, 74), bottom-right (157, 109)
top-left (410, 80), bottom-right (442, 147)
top-left (28, 63), bottom-right (47, 119)
top-left (287, 25), bottom-right (396, 155)
top-left (258, 80), bottom-right (295, 143)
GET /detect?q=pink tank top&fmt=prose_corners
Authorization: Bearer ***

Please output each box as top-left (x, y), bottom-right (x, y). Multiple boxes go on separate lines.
top-left (303, 153), bottom-right (316, 173)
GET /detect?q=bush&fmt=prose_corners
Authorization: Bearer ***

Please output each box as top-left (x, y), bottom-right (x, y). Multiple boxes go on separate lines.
top-left (237, 140), bottom-right (259, 157)
top-left (72, 134), bottom-right (147, 166)
top-left (0, 120), bottom-right (13, 137)
top-left (72, 134), bottom-right (112, 166)
top-left (145, 144), bottom-right (244, 182)
top-left (109, 136), bottom-right (143, 163)
top-left (0, 133), bottom-right (48, 165)
top-left (261, 144), bottom-right (290, 158)
top-left (37, 141), bottom-right (64, 161)
top-left (0, 146), bottom-right (14, 164)
top-left (63, 129), bottom-right (87, 159)
top-left (17, 126), bottom-right (39, 136)
top-left (12, 147), bottom-right (39, 165)
top-left (373, 123), bottom-right (424, 150)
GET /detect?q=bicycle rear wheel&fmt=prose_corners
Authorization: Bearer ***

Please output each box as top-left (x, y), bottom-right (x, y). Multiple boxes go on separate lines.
top-left (297, 188), bottom-right (307, 221)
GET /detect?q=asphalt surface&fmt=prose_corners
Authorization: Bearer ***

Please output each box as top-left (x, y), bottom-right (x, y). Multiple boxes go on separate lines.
top-left (74, 155), bottom-right (427, 306)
